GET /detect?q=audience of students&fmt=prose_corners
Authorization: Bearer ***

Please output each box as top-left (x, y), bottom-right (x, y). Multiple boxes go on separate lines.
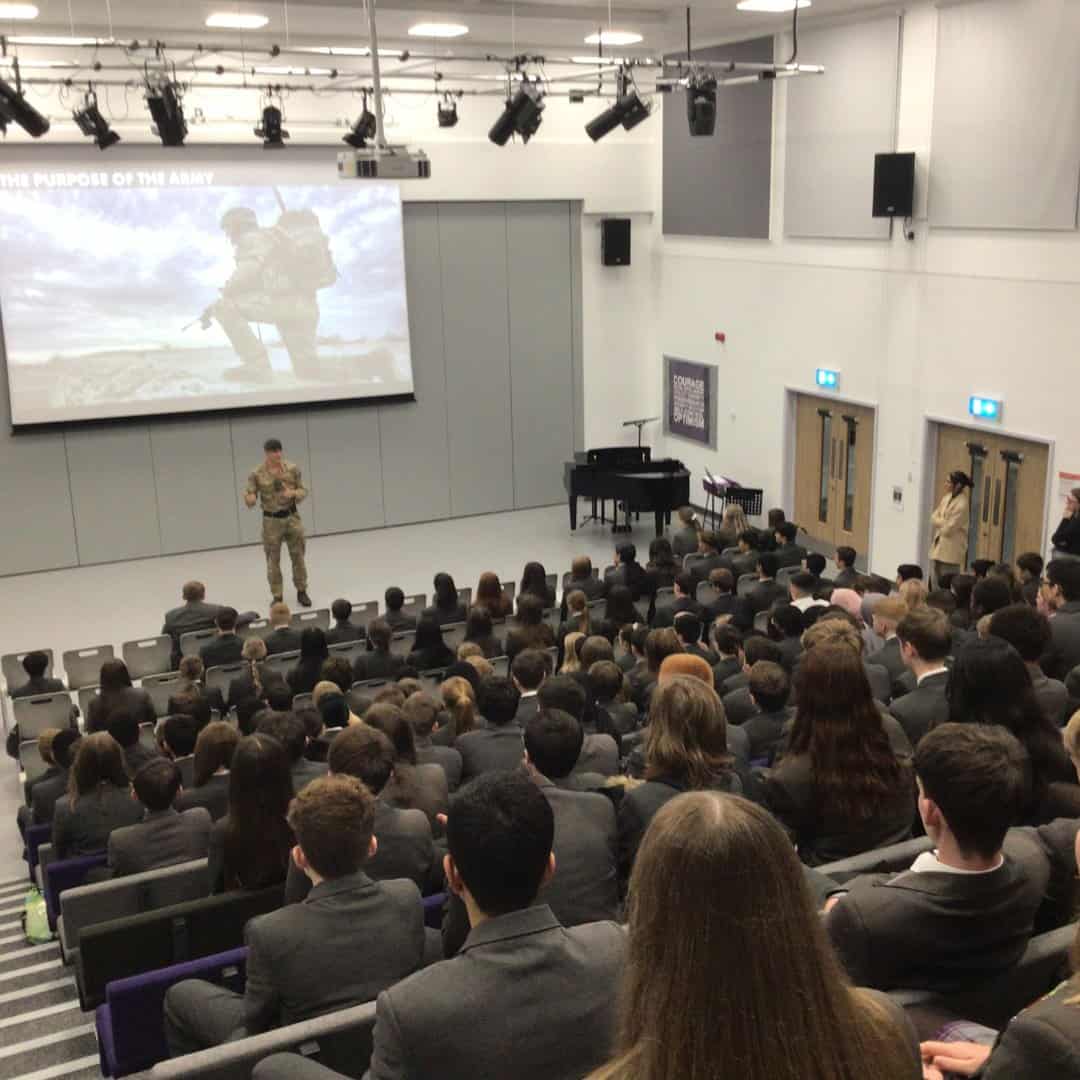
top-left (176, 720), bottom-right (237, 820)
top-left (87, 659), bottom-right (156, 733)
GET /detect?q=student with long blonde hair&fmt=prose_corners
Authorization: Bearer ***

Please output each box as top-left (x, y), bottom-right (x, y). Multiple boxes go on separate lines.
top-left (440, 676), bottom-right (477, 739)
top-left (590, 792), bottom-right (920, 1080)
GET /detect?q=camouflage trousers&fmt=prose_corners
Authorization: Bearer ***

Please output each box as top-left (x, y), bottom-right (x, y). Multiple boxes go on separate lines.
top-left (262, 513), bottom-right (308, 595)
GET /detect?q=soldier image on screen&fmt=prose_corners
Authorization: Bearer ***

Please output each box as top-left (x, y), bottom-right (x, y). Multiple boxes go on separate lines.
top-left (201, 201), bottom-right (338, 382)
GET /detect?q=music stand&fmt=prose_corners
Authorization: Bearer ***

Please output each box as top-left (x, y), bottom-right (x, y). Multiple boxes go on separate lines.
top-left (621, 417), bottom-right (661, 449)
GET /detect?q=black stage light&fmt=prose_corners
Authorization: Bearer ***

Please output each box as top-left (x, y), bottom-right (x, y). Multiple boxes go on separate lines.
top-left (585, 89), bottom-right (651, 141)
top-left (437, 97), bottom-right (458, 128)
top-left (0, 76), bottom-right (50, 138)
top-left (73, 91), bottom-right (120, 150)
top-left (343, 96), bottom-right (377, 148)
top-left (255, 104), bottom-right (289, 148)
top-left (686, 79), bottom-right (716, 137)
top-left (146, 80), bottom-right (187, 146)
top-left (488, 81), bottom-right (544, 146)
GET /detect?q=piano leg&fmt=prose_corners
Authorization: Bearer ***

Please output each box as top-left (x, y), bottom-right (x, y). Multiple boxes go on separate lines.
top-left (654, 511), bottom-right (664, 537)
top-left (568, 496), bottom-right (578, 531)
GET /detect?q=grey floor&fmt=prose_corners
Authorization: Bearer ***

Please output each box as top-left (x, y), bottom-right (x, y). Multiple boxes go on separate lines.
top-left (0, 503), bottom-right (659, 883)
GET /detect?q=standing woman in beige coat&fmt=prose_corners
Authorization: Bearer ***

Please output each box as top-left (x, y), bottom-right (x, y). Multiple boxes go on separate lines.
top-left (930, 470), bottom-right (973, 587)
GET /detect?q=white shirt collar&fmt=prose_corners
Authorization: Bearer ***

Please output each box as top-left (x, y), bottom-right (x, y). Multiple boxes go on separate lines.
top-left (917, 666), bottom-right (949, 686)
top-left (910, 850), bottom-right (1004, 875)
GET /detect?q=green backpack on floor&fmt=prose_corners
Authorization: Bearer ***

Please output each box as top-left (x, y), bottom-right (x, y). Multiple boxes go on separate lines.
top-left (22, 886), bottom-right (51, 944)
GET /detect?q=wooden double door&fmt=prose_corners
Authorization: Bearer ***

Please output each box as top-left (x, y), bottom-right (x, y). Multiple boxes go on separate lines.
top-left (933, 424), bottom-right (1049, 567)
top-left (793, 395), bottom-right (876, 556)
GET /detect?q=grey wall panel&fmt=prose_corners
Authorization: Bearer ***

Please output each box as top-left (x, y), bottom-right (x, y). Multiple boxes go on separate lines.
top-left (438, 204), bottom-right (515, 517)
top-left (378, 204), bottom-right (452, 526)
top-left (663, 37), bottom-right (774, 238)
top-left (507, 203), bottom-right (576, 508)
top-left (569, 202), bottom-right (585, 454)
top-left (65, 426), bottom-right (161, 564)
top-left (930, 0), bottom-right (1080, 229)
top-left (306, 406), bottom-right (385, 534)
top-left (151, 418), bottom-right (242, 555)
top-left (784, 17), bottom-right (899, 239)
top-left (229, 411), bottom-right (313, 544)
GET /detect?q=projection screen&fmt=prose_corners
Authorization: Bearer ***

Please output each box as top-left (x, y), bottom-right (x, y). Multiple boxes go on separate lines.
top-left (0, 155), bottom-right (414, 426)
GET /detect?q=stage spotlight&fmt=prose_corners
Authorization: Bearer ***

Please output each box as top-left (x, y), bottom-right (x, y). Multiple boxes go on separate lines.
top-left (585, 89), bottom-right (651, 141)
top-left (73, 90), bottom-right (119, 149)
top-left (0, 75), bottom-right (50, 137)
top-left (437, 96), bottom-right (458, 128)
top-left (255, 104), bottom-right (289, 147)
top-left (145, 79), bottom-right (187, 146)
top-left (488, 81), bottom-right (544, 146)
top-left (686, 78), bottom-right (716, 137)
top-left (343, 98), bottom-right (377, 148)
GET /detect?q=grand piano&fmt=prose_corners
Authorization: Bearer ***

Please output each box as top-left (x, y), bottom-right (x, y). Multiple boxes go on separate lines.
top-left (564, 447), bottom-right (691, 537)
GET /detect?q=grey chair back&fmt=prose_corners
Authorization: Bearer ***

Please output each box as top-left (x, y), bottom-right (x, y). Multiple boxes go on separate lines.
top-left (490, 655), bottom-right (509, 678)
top-left (292, 692), bottom-right (314, 711)
top-left (2, 648), bottom-right (54, 691)
top-left (721, 546), bottom-right (740, 558)
top-left (777, 566), bottom-right (798, 589)
top-left (696, 581), bottom-right (719, 605)
top-left (400, 593), bottom-right (427, 620)
top-left (736, 574), bottom-right (757, 597)
top-left (683, 553), bottom-right (704, 570)
top-left (654, 587), bottom-right (675, 606)
top-left (149, 1000), bottom-right (377, 1080)
top-left (817, 836), bottom-right (933, 884)
top-left (263, 651), bottom-right (299, 677)
top-left (59, 858), bottom-right (209, 961)
top-left (457, 586), bottom-right (472, 608)
top-left (143, 674), bottom-right (187, 718)
top-left (122, 636), bottom-right (174, 681)
top-left (14, 692), bottom-right (73, 741)
top-left (327, 640), bottom-right (367, 665)
top-left (205, 663), bottom-right (246, 694)
top-left (545, 573), bottom-right (558, 593)
top-left (238, 619), bottom-right (269, 641)
top-left (442, 623), bottom-right (467, 651)
top-left (418, 670), bottom-right (444, 696)
top-left (544, 646), bottom-right (558, 671)
top-left (351, 678), bottom-right (391, 692)
top-left (350, 600), bottom-right (379, 625)
top-left (753, 611), bottom-right (771, 633)
top-left (63, 645), bottom-right (115, 691)
top-left (562, 569), bottom-right (600, 587)
top-left (389, 631), bottom-right (416, 658)
top-left (290, 609), bottom-right (330, 631)
top-left (139, 723), bottom-right (158, 751)
top-left (78, 684), bottom-right (99, 720)
top-left (501, 581), bottom-right (516, 604)
top-left (542, 607), bottom-right (561, 632)
top-left (602, 564), bottom-right (616, 578)
top-left (179, 629), bottom-right (217, 658)
top-left (20, 739), bottom-right (50, 785)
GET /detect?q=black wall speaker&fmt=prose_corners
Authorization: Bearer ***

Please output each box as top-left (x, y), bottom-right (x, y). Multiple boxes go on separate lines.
top-left (872, 152), bottom-right (915, 218)
top-left (601, 218), bottom-right (631, 266)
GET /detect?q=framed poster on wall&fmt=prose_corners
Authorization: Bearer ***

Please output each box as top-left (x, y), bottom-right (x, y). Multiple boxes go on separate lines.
top-left (664, 355), bottom-right (717, 449)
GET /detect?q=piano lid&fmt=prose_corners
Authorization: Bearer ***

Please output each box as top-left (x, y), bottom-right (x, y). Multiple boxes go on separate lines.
top-left (584, 446), bottom-right (651, 468)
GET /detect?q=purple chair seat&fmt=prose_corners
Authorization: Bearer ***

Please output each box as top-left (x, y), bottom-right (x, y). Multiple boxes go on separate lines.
top-left (96, 946), bottom-right (248, 1077)
top-left (25, 823), bottom-right (50, 882)
top-left (44, 853), bottom-right (107, 930)
top-left (421, 891), bottom-right (447, 930)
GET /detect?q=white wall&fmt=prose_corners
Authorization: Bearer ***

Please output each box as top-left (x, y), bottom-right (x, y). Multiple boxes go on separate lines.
top-left (653, 4), bottom-right (1080, 575)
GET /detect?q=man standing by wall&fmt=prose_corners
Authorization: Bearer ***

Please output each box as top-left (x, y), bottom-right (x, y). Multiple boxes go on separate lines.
top-left (245, 438), bottom-right (311, 607)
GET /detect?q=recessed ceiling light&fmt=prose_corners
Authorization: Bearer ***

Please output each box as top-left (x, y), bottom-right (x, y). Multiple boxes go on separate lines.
top-left (571, 56), bottom-right (624, 65)
top-left (584, 30), bottom-right (643, 46)
top-left (736, 0), bottom-right (810, 11)
top-left (206, 12), bottom-right (270, 30)
top-left (0, 3), bottom-right (39, 19)
top-left (408, 22), bottom-right (469, 38)
top-left (294, 45), bottom-right (402, 58)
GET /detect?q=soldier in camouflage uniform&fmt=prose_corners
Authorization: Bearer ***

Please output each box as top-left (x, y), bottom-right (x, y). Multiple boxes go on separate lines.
top-left (206, 207), bottom-right (321, 381)
top-left (244, 437), bottom-right (311, 607)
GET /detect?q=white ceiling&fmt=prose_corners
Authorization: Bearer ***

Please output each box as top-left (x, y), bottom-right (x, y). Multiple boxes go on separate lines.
top-left (3, 0), bottom-right (905, 55)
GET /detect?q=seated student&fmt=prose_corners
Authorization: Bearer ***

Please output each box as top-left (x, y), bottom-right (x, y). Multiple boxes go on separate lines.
top-left (287, 628), bottom-right (331, 697)
top-left (670, 505), bottom-right (702, 558)
top-left (474, 571), bottom-right (513, 622)
top-left (107, 759), bottom-right (212, 878)
top-left (687, 531), bottom-right (725, 588)
top-left (604, 543), bottom-right (650, 602)
top-left (353, 618), bottom-right (407, 683)
top-left (87, 659), bottom-right (156, 733)
top-left (774, 521), bottom-right (807, 569)
top-left (432, 572), bottom-right (469, 627)
top-left (919, 824), bottom-right (1080, 1079)
top-left (590, 793), bottom-right (919, 1080)
top-left (302, 771), bottom-right (622, 1080)
top-left (826, 723), bottom-right (1052, 994)
top-left (721, 635), bottom-right (783, 726)
top-left (325, 599), bottom-right (364, 645)
top-left (161, 713), bottom-right (200, 789)
top-left (618, 675), bottom-right (742, 882)
top-left (462, 607), bottom-right (504, 660)
top-left (520, 561), bottom-right (558, 610)
top-left (889, 607), bottom-right (951, 747)
top-left (364, 703), bottom-right (449, 829)
top-left (403, 692), bottom-right (462, 791)
top-left (11, 650), bottom-right (67, 700)
top-left (747, 553), bottom-right (787, 617)
top-left (17, 728), bottom-right (58, 835)
top-left (199, 607), bottom-right (244, 669)
top-left (51, 733), bottom-right (143, 859)
top-left (163, 580), bottom-right (226, 666)
top-left (788, 571), bottom-right (826, 614)
top-left (29, 729), bottom-right (80, 827)
top-left (867, 596), bottom-right (909, 691)
top-left (176, 721), bottom-right (237, 821)
top-left (539, 676), bottom-right (618, 778)
top-left (701, 567), bottom-right (751, 630)
top-left (166, 775), bottom-right (426, 1056)
top-left (263, 602), bottom-right (303, 656)
top-left (767, 604), bottom-right (805, 671)
top-left (724, 529), bottom-right (762, 580)
top-left (208, 733), bottom-right (295, 894)
top-left (258, 711), bottom-right (327, 792)
top-left (627, 627), bottom-right (684, 715)
top-left (673, 612), bottom-right (716, 665)
top-left (709, 623), bottom-right (743, 691)
top-left (804, 550), bottom-right (831, 586)
top-left (589, 660), bottom-right (639, 737)
top-left (171, 655), bottom-right (227, 718)
top-left (458, 676), bottom-right (523, 780)
top-left (565, 555), bottom-right (607, 604)
top-left (764, 644), bottom-right (915, 867)
top-left (651, 572), bottom-right (702, 628)
top-left (383, 587), bottom-right (417, 633)
top-left (511, 648), bottom-right (548, 727)
top-left (107, 708), bottom-right (160, 779)
top-left (741, 660), bottom-right (792, 763)
top-left (285, 726), bottom-right (435, 901)
top-left (579, 635), bottom-right (615, 670)
top-left (505, 595), bottom-right (556, 661)
top-left (437, 677), bottom-right (479, 746)
top-left (896, 563), bottom-right (924, 587)
top-left (227, 637), bottom-right (268, 712)
top-left (797, 612), bottom-right (895, 706)
top-left (990, 604), bottom-right (1069, 727)
top-left (833, 545), bottom-right (860, 589)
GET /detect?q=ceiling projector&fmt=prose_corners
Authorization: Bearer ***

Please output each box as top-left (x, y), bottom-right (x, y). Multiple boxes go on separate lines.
top-left (338, 146), bottom-right (431, 179)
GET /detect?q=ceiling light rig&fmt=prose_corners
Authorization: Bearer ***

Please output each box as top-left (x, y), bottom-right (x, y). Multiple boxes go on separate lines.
top-left (437, 92), bottom-right (458, 128)
top-left (585, 67), bottom-right (650, 141)
top-left (145, 64), bottom-right (187, 146)
top-left (255, 89), bottom-right (288, 147)
top-left (0, 59), bottom-right (48, 136)
top-left (342, 89), bottom-right (377, 148)
top-left (489, 76), bottom-right (544, 146)
top-left (73, 86), bottom-right (120, 148)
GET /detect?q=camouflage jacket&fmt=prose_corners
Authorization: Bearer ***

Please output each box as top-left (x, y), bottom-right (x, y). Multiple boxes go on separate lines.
top-left (246, 462), bottom-right (307, 513)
